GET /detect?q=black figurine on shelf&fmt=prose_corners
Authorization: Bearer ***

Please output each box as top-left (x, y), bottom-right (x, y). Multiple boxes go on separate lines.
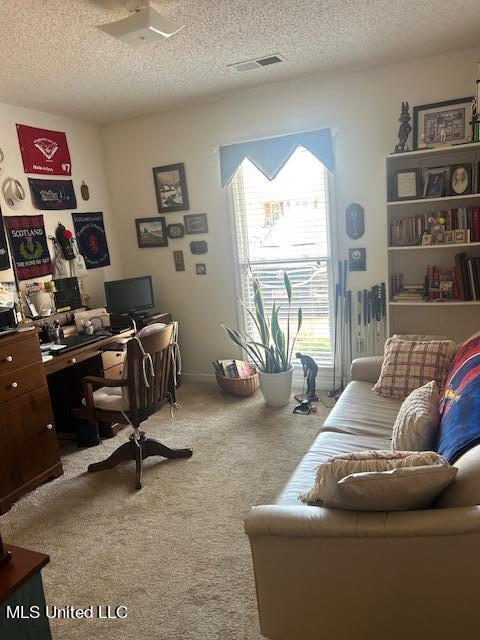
top-left (295, 352), bottom-right (318, 402)
top-left (394, 101), bottom-right (412, 153)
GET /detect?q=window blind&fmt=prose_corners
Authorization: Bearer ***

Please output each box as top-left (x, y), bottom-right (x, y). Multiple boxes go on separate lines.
top-left (230, 147), bottom-right (333, 367)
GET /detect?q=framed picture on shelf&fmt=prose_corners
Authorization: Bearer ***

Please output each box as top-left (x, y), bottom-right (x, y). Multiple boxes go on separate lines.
top-left (412, 97), bottom-right (474, 149)
top-left (454, 229), bottom-right (467, 243)
top-left (135, 217), bottom-right (168, 248)
top-left (449, 164), bottom-right (473, 196)
top-left (152, 163), bottom-right (189, 213)
top-left (423, 169), bottom-right (446, 198)
top-left (422, 233), bottom-right (433, 246)
top-left (392, 168), bottom-right (421, 201)
top-left (184, 213), bottom-right (208, 234)
top-left (444, 230), bottom-right (454, 244)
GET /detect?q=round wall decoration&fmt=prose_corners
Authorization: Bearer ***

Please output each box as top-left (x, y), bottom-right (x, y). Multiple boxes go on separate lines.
top-left (346, 203), bottom-right (364, 240)
top-left (167, 223), bottom-right (185, 239)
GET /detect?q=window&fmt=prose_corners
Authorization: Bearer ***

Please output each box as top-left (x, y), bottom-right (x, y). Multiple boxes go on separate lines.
top-left (230, 146), bottom-right (333, 369)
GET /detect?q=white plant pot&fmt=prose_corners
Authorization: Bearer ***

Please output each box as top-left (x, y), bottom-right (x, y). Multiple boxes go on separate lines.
top-left (258, 367), bottom-right (294, 407)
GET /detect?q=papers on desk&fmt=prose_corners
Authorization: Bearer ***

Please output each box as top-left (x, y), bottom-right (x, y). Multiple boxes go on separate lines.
top-left (42, 354), bottom-right (53, 363)
top-left (41, 342), bottom-right (67, 352)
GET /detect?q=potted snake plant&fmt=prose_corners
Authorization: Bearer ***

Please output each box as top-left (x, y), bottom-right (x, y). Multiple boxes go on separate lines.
top-left (222, 271), bottom-right (302, 407)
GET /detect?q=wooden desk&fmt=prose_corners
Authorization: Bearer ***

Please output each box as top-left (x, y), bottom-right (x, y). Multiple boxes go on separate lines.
top-left (0, 544), bottom-right (52, 640)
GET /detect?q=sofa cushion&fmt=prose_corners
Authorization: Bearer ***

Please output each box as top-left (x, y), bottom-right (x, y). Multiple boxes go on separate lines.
top-left (373, 338), bottom-right (453, 399)
top-left (276, 431), bottom-right (392, 506)
top-left (392, 381), bottom-right (440, 452)
top-left (331, 463), bottom-right (456, 511)
top-left (322, 381), bottom-right (401, 439)
top-left (436, 334), bottom-right (480, 463)
top-left (300, 450), bottom-right (447, 507)
top-left (435, 444), bottom-right (480, 507)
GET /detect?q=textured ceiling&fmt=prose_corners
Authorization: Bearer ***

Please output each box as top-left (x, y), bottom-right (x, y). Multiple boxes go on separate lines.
top-left (1, 1), bottom-right (480, 123)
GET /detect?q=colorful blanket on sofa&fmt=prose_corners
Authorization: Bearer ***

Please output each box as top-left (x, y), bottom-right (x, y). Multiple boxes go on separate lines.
top-left (436, 334), bottom-right (480, 463)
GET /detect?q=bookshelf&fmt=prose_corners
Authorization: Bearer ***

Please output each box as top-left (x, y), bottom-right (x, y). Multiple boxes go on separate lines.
top-left (386, 142), bottom-right (480, 343)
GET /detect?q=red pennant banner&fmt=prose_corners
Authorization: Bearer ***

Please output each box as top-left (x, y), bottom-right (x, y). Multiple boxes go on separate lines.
top-left (16, 124), bottom-right (72, 176)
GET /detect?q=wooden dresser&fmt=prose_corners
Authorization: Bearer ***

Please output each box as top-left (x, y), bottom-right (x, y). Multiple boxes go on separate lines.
top-left (0, 330), bottom-right (62, 514)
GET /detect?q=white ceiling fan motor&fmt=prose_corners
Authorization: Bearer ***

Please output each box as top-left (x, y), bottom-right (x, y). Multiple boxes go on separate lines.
top-left (97, 1), bottom-right (184, 46)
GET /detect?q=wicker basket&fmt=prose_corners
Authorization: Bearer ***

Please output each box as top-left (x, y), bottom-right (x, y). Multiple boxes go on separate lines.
top-left (215, 364), bottom-right (259, 397)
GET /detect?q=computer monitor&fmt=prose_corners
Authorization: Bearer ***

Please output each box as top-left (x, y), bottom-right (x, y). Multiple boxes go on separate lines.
top-left (104, 276), bottom-right (154, 314)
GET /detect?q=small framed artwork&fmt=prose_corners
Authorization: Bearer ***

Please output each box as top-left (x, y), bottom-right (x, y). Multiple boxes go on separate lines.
top-left (434, 231), bottom-right (444, 244)
top-left (184, 213), bottom-right (208, 234)
top-left (135, 217), bottom-right (168, 248)
top-left (413, 97), bottom-right (474, 149)
top-left (196, 263), bottom-right (206, 275)
top-left (449, 164), bottom-right (473, 196)
top-left (421, 233), bottom-right (433, 246)
top-left (348, 248), bottom-right (366, 271)
top-left (423, 169), bottom-right (446, 198)
top-left (444, 230), bottom-right (454, 244)
top-left (190, 240), bottom-right (208, 254)
top-left (153, 163), bottom-right (189, 213)
top-left (167, 222), bottom-right (185, 239)
top-left (393, 169), bottom-right (420, 201)
top-left (454, 229), bottom-right (467, 243)
top-left (173, 250), bottom-right (185, 271)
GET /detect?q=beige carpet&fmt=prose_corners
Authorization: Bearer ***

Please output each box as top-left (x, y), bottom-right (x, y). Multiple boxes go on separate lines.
top-left (1, 381), bottom-right (330, 640)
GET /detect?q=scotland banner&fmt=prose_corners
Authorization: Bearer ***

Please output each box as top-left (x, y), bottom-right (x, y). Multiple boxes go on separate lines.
top-left (5, 215), bottom-right (52, 280)
top-left (72, 212), bottom-right (111, 270)
top-left (29, 178), bottom-right (77, 210)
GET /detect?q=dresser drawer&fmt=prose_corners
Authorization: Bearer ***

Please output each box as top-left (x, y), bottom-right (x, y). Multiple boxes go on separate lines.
top-left (0, 334), bottom-right (41, 375)
top-left (0, 363), bottom-right (46, 403)
top-left (101, 350), bottom-right (126, 371)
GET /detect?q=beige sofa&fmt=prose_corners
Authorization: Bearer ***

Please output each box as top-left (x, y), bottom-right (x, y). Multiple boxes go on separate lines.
top-left (245, 355), bottom-right (480, 640)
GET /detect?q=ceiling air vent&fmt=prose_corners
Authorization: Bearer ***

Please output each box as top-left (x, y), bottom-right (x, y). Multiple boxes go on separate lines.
top-left (228, 54), bottom-right (286, 72)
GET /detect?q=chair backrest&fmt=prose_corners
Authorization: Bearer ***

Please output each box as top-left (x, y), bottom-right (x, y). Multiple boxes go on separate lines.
top-left (126, 322), bottom-right (175, 415)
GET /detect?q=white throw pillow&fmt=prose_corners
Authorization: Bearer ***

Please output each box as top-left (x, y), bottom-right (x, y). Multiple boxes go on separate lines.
top-left (300, 450), bottom-right (451, 508)
top-left (333, 464), bottom-right (457, 511)
top-left (392, 381), bottom-right (440, 452)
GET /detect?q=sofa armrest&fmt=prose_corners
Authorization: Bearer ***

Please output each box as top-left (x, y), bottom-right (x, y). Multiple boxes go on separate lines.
top-left (246, 504), bottom-right (480, 640)
top-left (245, 504), bottom-right (480, 538)
top-left (350, 355), bottom-right (383, 383)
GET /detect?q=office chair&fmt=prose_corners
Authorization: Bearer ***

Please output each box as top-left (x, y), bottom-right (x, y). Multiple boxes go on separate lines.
top-left (77, 322), bottom-right (192, 489)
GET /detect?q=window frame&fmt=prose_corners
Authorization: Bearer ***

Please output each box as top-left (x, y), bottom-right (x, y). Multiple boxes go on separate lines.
top-left (226, 148), bottom-right (338, 386)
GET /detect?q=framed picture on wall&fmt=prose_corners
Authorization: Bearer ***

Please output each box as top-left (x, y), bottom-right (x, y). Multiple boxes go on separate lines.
top-left (152, 163), bottom-right (189, 213)
top-left (184, 213), bottom-right (208, 234)
top-left (413, 97), bottom-right (473, 150)
top-left (135, 217), bottom-right (168, 248)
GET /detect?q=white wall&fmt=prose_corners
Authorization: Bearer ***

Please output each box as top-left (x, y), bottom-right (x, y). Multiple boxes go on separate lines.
top-left (0, 102), bottom-right (123, 306)
top-left (101, 46), bottom-right (480, 376)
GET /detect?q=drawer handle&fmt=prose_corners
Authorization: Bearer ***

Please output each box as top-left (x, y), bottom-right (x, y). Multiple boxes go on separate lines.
top-left (46, 423), bottom-right (53, 430)
top-left (10, 382), bottom-right (18, 389)
top-left (5, 355), bottom-right (13, 362)
top-left (70, 358), bottom-right (77, 364)
top-left (116, 353), bottom-right (121, 357)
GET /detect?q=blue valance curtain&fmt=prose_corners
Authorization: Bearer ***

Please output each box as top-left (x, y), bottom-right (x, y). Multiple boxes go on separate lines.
top-left (219, 128), bottom-right (335, 187)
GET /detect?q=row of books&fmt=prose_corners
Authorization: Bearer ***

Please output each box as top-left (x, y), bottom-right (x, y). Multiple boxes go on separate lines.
top-left (390, 207), bottom-right (480, 246)
top-left (454, 253), bottom-right (480, 301)
top-left (212, 359), bottom-right (256, 378)
top-left (391, 253), bottom-right (480, 302)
